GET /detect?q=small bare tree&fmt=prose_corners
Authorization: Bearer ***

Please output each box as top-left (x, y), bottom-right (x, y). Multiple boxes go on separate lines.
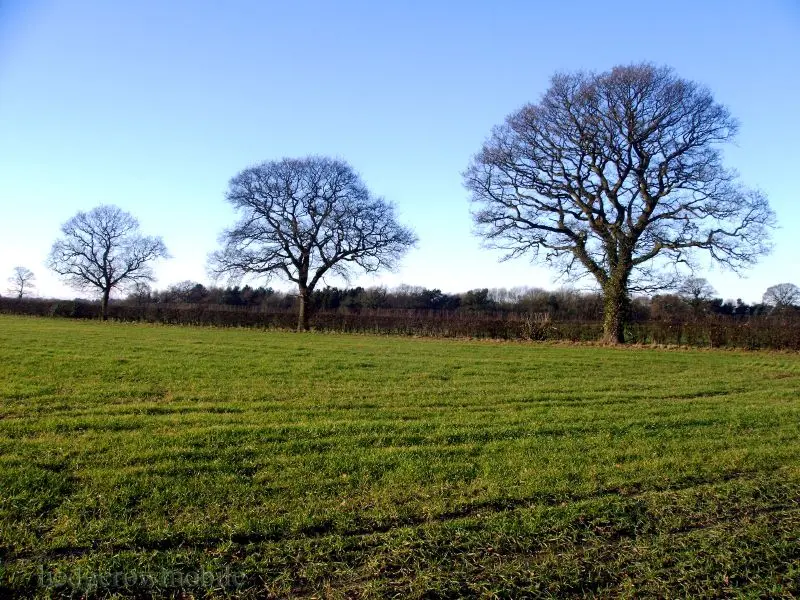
top-left (762, 283), bottom-right (799, 310)
top-left (127, 281), bottom-right (153, 306)
top-left (465, 64), bottom-right (774, 343)
top-left (677, 277), bottom-right (716, 314)
top-left (7, 266), bottom-right (36, 298)
top-left (210, 156), bottom-right (417, 330)
top-left (48, 205), bottom-right (169, 319)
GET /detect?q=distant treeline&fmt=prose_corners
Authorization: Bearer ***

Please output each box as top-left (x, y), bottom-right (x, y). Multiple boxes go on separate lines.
top-left (125, 281), bottom-right (782, 321)
top-left (2, 285), bottom-right (799, 350)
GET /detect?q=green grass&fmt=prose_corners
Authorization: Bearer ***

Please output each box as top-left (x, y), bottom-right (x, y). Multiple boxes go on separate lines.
top-left (1, 315), bottom-right (799, 598)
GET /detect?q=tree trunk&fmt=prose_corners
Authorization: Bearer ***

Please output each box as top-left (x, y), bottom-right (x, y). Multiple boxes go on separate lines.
top-left (297, 287), bottom-right (310, 331)
top-left (602, 278), bottom-right (629, 344)
top-left (101, 288), bottom-right (110, 321)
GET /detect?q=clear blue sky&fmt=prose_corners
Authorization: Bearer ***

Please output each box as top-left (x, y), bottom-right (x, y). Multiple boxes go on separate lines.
top-left (1, 0), bottom-right (798, 302)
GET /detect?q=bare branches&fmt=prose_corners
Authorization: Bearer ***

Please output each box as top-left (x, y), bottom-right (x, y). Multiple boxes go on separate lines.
top-left (210, 156), bottom-right (417, 329)
top-left (465, 63), bottom-right (775, 342)
top-left (763, 283), bottom-right (800, 309)
top-left (7, 266), bottom-right (36, 298)
top-left (47, 205), bottom-right (169, 318)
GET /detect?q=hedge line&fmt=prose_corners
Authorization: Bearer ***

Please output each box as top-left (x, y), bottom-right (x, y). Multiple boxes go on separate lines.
top-left (2, 297), bottom-right (799, 350)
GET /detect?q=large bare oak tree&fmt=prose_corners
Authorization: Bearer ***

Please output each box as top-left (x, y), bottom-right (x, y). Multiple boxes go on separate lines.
top-left (465, 64), bottom-right (774, 343)
top-left (48, 205), bottom-right (169, 319)
top-left (210, 156), bottom-right (417, 330)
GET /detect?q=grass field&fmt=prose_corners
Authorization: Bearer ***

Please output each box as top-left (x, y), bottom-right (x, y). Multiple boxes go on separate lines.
top-left (1, 315), bottom-right (799, 598)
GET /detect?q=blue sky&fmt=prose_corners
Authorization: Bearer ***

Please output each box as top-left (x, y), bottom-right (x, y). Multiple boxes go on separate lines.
top-left (1, 0), bottom-right (798, 302)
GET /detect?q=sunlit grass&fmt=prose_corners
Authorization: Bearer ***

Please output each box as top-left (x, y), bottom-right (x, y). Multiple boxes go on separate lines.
top-left (1, 315), bottom-right (799, 597)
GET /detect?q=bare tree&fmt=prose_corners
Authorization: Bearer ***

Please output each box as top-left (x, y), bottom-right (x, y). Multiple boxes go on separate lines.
top-left (762, 283), bottom-right (799, 309)
top-left (127, 281), bottom-right (153, 306)
top-left (7, 266), bottom-right (36, 298)
top-left (465, 64), bottom-right (774, 343)
top-left (48, 205), bottom-right (169, 320)
top-left (677, 276), bottom-right (716, 314)
top-left (210, 156), bottom-right (417, 330)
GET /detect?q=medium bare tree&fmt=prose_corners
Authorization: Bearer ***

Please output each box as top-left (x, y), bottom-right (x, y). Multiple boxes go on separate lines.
top-left (7, 266), bottom-right (36, 298)
top-left (762, 283), bottom-right (799, 309)
top-left (48, 205), bottom-right (169, 320)
top-left (210, 156), bottom-right (417, 330)
top-left (465, 64), bottom-right (774, 343)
